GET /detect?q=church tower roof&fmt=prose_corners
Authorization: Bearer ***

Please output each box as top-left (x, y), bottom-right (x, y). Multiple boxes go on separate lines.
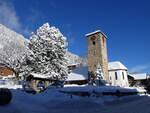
top-left (85, 30), bottom-right (107, 38)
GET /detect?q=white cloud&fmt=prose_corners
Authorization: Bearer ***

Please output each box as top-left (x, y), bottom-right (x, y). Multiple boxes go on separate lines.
top-left (0, 0), bottom-right (21, 31)
top-left (130, 64), bottom-right (150, 73)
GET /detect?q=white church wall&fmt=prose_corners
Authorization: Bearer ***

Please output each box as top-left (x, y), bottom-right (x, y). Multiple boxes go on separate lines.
top-left (109, 70), bottom-right (129, 87)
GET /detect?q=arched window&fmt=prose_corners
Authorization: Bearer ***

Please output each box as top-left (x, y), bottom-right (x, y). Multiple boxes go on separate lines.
top-left (102, 37), bottom-right (105, 43)
top-left (90, 36), bottom-right (96, 45)
top-left (122, 72), bottom-right (124, 80)
top-left (110, 76), bottom-right (111, 81)
top-left (115, 72), bottom-right (117, 80)
top-left (93, 41), bottom-right (96, 45)
top-left (37, 81), bottom-right (45, 90)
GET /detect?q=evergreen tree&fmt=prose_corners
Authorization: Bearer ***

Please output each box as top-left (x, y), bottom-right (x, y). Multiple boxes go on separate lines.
top-left (94, 64), bottom-right (106, 86)
top-left (29, 23), bottom-right (68, 80)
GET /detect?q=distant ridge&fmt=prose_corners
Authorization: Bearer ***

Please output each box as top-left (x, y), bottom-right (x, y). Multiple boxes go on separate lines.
top-left (0, 24), bottom-right (29, 64)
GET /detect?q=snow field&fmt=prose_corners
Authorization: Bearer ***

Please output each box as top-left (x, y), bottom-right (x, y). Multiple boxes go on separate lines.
top-left (0, 86), bottom-right (148, 113)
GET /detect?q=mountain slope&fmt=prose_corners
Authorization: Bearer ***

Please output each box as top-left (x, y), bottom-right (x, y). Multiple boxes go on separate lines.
top-left (0, 24), bottom-right (29, 65)
top-left (66, 52), bottom-right (87, 66)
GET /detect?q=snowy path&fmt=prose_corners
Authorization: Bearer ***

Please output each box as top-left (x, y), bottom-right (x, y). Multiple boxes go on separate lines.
top-left (0, 89), bottom-right (149, 113)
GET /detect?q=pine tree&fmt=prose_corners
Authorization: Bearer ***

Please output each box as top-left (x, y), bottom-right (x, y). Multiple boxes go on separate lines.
top-left (29, 23), bottom-right (68, 80)
top-left (94, 64), bottom-right (106, 86)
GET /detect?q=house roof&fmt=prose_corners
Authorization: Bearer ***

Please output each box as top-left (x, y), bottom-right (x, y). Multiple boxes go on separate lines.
top-left (108, 61), bottom-right (127, 71)
top-left (129, 73), bottom-right (148, 80)
top-left (66, 66), bottom-right (88, 81)
top-left (30, 73), bottom-right (50, 79)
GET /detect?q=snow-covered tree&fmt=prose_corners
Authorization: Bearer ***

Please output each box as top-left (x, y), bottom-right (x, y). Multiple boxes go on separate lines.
top-left (29, 23), bottom-right (68, 80)
top-left (0, 43), bottom-right (29, 76)
top-left (94, 64), bottom-right (106, 86)
top-left (0, 24), bottom-right (31, 77)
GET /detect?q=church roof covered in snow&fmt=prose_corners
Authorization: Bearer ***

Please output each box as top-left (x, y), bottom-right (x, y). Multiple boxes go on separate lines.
top-left (108, 61), bottom-right (127, 71)
top-left (66, 66), bottom-right (88, 81)
top-left (85, 30), bottom-right (107, 38)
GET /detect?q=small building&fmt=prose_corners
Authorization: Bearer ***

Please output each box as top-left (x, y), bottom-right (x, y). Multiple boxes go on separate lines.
top-left (25, 73), bottom-right (56, 92)
top-left (128, 73), bottom-right (150, 87)
top-left (66, 66), bottom-right (88, 85)
top-left (128, 73), bottom-right (148, 80)
top-left (0, 64), bottom-right (15, 79)
top-left (0, 64), bottom-right (19, 89)
top-left (108, 61), bottom-right (129, 87)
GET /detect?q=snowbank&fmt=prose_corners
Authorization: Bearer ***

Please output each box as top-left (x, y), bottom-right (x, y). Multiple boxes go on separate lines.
top-left (0, 85), bottom-right (22, 89)
top-left (0, 86), bottom-right (148, 113)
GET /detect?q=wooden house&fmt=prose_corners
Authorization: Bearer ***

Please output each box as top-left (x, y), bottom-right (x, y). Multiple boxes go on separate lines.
top-left (25, 73), bottom-right (57, 92)
top-left (0, 64), bottom-right (15, 79)
top-left (128, 73), bottom-right (150, 87)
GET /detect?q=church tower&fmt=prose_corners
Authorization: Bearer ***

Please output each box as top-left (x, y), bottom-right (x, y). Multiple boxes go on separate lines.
top-left (86, 30), bottom-right (109, 82)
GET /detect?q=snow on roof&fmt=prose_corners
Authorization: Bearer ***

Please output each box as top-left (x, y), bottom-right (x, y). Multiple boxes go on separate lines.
top-left (129, 73), bottom-right (147, 80)
top-left (68, 63), bottom-right (79, 66)
top-left (85, 30), bottom-right (107, 38)
top-left (108, 61), bottom-right (127, 70)
top-left (30, 73), bottom-right (49, 79)
top-left (66, 66), bottom-right (88, 81)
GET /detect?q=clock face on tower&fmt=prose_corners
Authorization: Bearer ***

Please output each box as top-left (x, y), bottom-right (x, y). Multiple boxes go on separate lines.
top-left (91, 36), bottom-right (96, 41)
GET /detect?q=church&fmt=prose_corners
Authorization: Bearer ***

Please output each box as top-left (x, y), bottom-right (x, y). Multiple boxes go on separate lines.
top-left (67, 30), bottom-right (129, 87)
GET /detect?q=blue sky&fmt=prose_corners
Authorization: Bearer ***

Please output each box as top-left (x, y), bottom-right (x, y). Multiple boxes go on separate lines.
top-left (0, 0), bottom-right (150, 73)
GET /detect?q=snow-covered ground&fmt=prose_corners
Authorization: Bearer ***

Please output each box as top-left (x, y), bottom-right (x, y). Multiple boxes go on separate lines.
top-left (0, 86), bottom-right (149, 113)
top-left (0, 79), bottom-right (22, 89)
top-left (63, 85), bottom-right (146, 93)
top-left (0, 84), bottom-right (22, 89)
